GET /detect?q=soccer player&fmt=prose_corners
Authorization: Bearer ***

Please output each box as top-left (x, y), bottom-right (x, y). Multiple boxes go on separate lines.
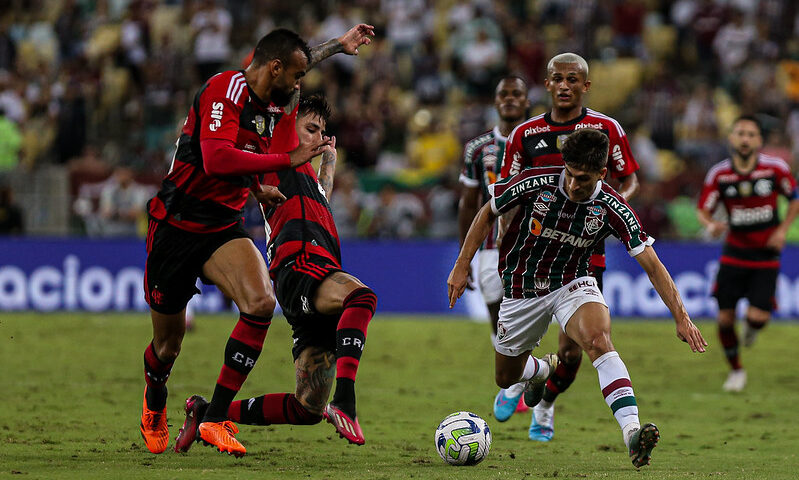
top-left (696, 115), bottom-right (799, 392)
top-left (495, 52), bottom-right (641, 441)
top-left (458, 75), bottom-right (530, 415)
top-left (139, 25), bottom-right (374, 457)
top-left (448, 128), bottom-right (707, 468)
top-left (174, 95), bottom-right (375, 451)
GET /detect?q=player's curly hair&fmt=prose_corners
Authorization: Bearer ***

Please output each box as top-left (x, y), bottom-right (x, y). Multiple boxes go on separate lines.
top-left (252, 28), bottom-right (312, 67)
top-left (561, 129), bottom-right (608, 172)
top-left (298, 94), bottom-right (332, 122)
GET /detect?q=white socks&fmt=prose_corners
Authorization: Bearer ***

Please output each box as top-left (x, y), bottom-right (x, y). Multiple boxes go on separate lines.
top-left (593, 351), bottom-right (640, 445)
top-left (505, 355), bottom-right (551, 397)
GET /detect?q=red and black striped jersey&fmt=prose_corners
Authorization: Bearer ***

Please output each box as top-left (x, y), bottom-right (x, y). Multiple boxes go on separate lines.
top-left (147, 70), bottom-right (298, 233)
top-left (261, 163), bottom-right (341, 278)
top-left (500, 108), bottom-right (639, 179)
top-left (489, 166), bottom-right (652, 298)
top-left (698, 154), bottom-right (799, 268)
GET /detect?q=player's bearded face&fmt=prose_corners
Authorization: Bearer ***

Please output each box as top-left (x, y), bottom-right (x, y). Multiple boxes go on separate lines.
top-left (545, 63), bottom-right (589, 112)
top-left (272, 50), bottom-right (307, 107)
top-left (729, 120), bottom-right (762, 159)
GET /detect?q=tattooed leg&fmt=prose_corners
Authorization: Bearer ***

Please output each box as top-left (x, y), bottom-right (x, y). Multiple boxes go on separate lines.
top-left (295, 346), bottom-right (336, 415)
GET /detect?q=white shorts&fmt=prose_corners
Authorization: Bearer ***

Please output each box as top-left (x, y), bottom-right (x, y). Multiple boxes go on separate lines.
top-left (477, 249), bottom-right (503, 304)
top-left (494, 276), bottom-right (607, 357)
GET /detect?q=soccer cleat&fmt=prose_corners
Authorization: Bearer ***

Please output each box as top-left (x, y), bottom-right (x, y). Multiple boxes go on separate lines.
top-left (529, 402), bottom-right (555, 442)
top-left (198, 420), bottom-right (246, 457)
top-left (515, 395), bottom-right (529, 413)
top-left (493, 388), bottom-right (523, 422)
top-left (742, 322), bottom-right (759, 347)
top-left (174, 395), bottom-right (209, 453)
top-left (140, 387), bottom-right (169, 454)
top-left (323, 403), bottom-right (365, 445)
top-left (723, 369), bottom-right (747, 392)
top-left (628, 423), bottom-right (659, 468)
top-left (523, 353), bottom-right (559, 409)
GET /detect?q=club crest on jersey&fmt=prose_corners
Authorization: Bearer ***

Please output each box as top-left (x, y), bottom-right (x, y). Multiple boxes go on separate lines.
top-left (587, 205), bottom-right (605, 217)
top-left (738, 181), bottom-right (752, 197)
top-left (530, 218), bottom-right (543, 235)
top-left (254, 115), bottom-right (266, 135)
top-left (754, 179), bottom-right (772, 196)
top-left (584, 216), bottom-right (603, 235)
top-left (496, 322), bottom-right (507, 341)
top-left (482, 144), bottom-right (499, 169)
top-left (534, 277), bottom-right (550, 290)
top-left (556, 134), bottom-right (569, 150)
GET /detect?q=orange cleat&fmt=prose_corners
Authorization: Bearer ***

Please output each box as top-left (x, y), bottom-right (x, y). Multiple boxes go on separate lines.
top-left (140, 387), bottom-right (169, 454)
top-left (198, 420), bottom-right (246, 457)
top-left (323, 403), bottom-right (365, 445)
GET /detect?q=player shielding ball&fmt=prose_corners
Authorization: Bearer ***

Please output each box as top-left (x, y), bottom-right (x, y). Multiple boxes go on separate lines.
top-left (448, 129), bottom-right (707, 468)
top-left (696, 115), bottom-right (799, 392)
top-left (496, 53), bottom-right (640, 440)
top-left (175, 95), bottom-right (375, 452)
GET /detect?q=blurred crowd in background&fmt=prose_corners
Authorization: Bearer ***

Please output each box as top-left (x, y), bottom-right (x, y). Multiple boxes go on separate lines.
top-left (1, 0), bottom-right (799, 241)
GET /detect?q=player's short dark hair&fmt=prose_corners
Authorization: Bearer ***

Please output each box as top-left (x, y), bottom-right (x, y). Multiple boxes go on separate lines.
top-left (732, 114), bottom-right (763, 135)
top-left (497, 74), bottom-right (528, 89)
top-left (561, 129), bottom-right (609, 172)
top-left (298, 94), bottom-right (332, 123)
top-left (251, 28), bottom-right (311, 68)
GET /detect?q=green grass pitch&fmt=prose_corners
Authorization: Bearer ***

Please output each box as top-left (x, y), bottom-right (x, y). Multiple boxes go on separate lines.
top-left (1, 313), bottom-right (797, 479)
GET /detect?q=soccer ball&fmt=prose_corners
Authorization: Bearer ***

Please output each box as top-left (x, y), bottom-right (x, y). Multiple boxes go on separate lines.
top-left (434, 411), bottom-right (492, 466)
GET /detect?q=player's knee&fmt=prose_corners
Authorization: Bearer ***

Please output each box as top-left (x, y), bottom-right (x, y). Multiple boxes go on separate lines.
top-left (584, 331), bottom-right (613, 358)
top-left (242, 293), bottom-right (276, 317)
top-left (154, 341), bottom-right (181, 363)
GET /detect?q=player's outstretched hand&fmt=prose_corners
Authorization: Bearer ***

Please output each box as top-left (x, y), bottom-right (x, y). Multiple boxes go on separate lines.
top-left (289, 136), bottom-right (333, 167)
top-left (447, 263), bottom-right (469, 308)
top-left (338, 24), bottom-right (375, 55)
top-left (676, 318), bottom-right (708, 353)
top-left (323, 135), bottom-right (337, 157)
top-left (254, 184), bottom-right (286, 207)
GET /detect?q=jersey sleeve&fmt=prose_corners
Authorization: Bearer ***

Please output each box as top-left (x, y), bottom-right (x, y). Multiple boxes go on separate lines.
top-left (459, 139), bottom-right (481, 187)
top-left (606, 122), bottom-right (639, 178)
top-left (197, 73), bottom-right (245, 142)
top-left (499, 125), bottom-right (525, 179)
top-left (697, 167), bottom-right (720, 212)
top-left (775, 161), bottom-right (799, 200)
top-left (605, 194), bottom-right (654, 257)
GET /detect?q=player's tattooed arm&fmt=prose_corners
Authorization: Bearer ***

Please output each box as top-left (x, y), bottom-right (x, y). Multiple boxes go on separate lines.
top-left (295, 347), bottom-right (336, 414)
top-left (307, 24), bottom-right (375, 69)
top-left (318, 136), bottom-right (337, 200)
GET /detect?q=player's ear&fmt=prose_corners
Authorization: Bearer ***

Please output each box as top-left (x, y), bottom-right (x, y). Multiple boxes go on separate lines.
top-left (583, 79), bottom-right (591, 92)
top-left (269, 58), bottom-right (283, 77)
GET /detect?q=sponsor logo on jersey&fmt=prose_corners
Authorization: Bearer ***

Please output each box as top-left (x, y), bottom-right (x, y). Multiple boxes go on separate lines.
top-left (725, 185), bottom-right (738, 197)
top-left (209, 102), bottom-right (224, 131)
top-left (244, 143), bottom-right (257, 152)
top-left (718, 174), bottom-right (739, 183)
top-left (267, 105), bottom-right (282, 113)
top-left (584, 215), bottom-right (603, 235)
top-left (568, 278), bottom-right (596, 292)
top-left (482, 145), bottom-right (499, 169)
top-left (754, 179), bottom-right (772, 196)
top-left (534, 202), bottom-right (549, 213)
top-left (509, 152), bottom-right (522, 176)
top-left (738, 181), bottom-right (752, 197)
top-left (301, 295), bottom-right (312, 314)
top-left (534, 139), bottom-right (548, 149)
top-left (574, 122), bottom-right (604, 130)
top-left (534, 277), bottom-right (550, 290)
top-left (539, 227), bottom-right (595, 247)
top-left (730, 205), bottom-right (773, 226)
top-left (751, 169), bottom-right (773, 179)
top-left (509, 175), bottom-right (558, 197)
top-left (530, 218), bottom-right (543, 235)
top-left (524, 125), bottom-right (551, 136)
top-left (485, 171), bottom-right (497, 185)
top-left (587, 205), bottom-right (605, 216)
top-left (539, 191), bottom-right (555, 202)
top-left (612, 144), bottom-right (625, 171)
top-left (254, 115), bottom-right (266, 135)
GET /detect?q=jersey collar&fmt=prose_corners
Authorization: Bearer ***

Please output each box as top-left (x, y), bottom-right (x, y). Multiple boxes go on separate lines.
top-left (558, 169), bottom-right (603, 203)
top-left (544, 107), bottom-right (588, 126)
top-left (492, 125), bottom-right (508, 142)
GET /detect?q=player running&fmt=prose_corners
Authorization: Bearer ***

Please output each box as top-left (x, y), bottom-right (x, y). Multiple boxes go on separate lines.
top-left (139, 25), bottom-right (374, 457)
top-left (697, 115), bottom-right (799, 392)
top-left (458, 75), bottom-right (531, 414)
top-left (449, 128), bottom-right (707, 468)
top-left (175, 95), bottom-right (375, 452)
top-left (495, 53), bottom-right (641, 441)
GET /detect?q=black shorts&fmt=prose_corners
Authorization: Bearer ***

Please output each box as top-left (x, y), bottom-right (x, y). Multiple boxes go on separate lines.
top-left (144, 219), bottom-right (251, 314)
top-left (274, 253), bottom-right (343, 360)
top-left (713, 263), bottom-right (778, 311)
